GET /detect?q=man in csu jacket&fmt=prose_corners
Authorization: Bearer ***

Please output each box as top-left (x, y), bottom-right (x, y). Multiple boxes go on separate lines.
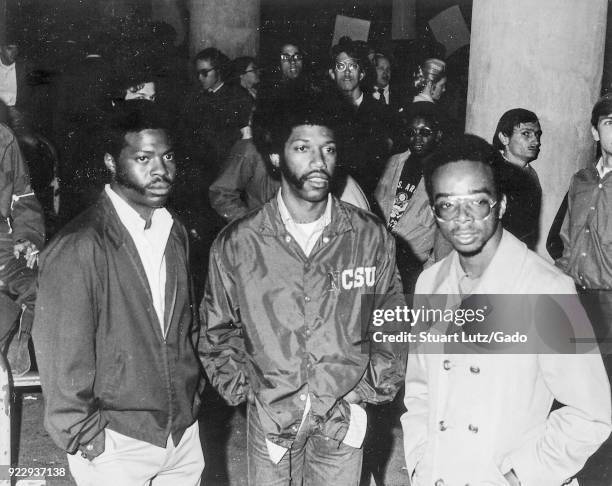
top-left (200, 95), bottom-right (405, 485)
top-left (33, 101), bottom-right (204, 485)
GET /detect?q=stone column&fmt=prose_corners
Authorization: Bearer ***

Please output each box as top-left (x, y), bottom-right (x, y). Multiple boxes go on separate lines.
top-left (466, 0), bottom-right (607, 257)
top-left (0, 0), bottom-right (6, 45)
top-left (188, 0), bottom-right (260, 59)
top-left (392, 0), bottom-right (416, 40)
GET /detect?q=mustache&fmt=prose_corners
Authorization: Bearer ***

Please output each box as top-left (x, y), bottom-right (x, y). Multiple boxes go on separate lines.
top-left (299, 170), bottom-right (331, 183)
top-left (148, 175), bottom-right (174, 186)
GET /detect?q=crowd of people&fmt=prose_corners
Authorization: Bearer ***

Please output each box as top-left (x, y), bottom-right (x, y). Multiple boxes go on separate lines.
top-left (0, 17), bottom-right (611, 486)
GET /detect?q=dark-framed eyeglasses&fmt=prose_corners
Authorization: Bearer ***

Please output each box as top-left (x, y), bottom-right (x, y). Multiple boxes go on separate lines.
top-left (197, 67), bottom-right (216, 77)
top-left (335, 59), bottom-right (360, 72)
top-left (280, 53), bottom-right (303, 63)
top-left (407, 127), bottom-right (434, 137)
top-left (432, 197), bottom-right (498, 222)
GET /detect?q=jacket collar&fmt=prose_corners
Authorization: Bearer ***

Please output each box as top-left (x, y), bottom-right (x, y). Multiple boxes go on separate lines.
top-left (94, 191), bottom-right (183, 251)
top-left (258, 193), bottom-right (353, 238)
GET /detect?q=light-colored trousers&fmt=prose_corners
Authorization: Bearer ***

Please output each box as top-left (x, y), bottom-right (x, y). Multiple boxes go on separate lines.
top-left (67, 421), bottom-right (204, 486)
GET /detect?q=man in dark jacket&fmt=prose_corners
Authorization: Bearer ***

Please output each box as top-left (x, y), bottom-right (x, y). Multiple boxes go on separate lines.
top-left (0, 120), bottom-right (44, 376)
top-left (200, 96), bottom-right (405, 485)
top-left (33, 101), bottom-right (204, 485)
top-left (327, 39), bottom-right (392, 204)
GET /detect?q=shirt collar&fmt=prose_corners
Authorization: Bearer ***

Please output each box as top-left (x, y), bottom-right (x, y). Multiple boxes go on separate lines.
top-left (354, 92), bottom-right (364, 107)
top-left (596, 156), bottom-right (612, 178)
top-left (277, 189), bottom-right (332, 227)
top-left (413, 92), bottom-right (434, 103)
top-left (0, 61), bottom-right (15, 71)
top-left (209, 81), bottom-right (225, 94)
top-left (104, 184), bottom-right (172, 233)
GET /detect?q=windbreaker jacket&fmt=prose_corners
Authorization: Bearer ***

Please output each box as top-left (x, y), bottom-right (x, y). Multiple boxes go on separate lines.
top-left (558, 164), bottom-right (612, 289)
top-left (200, 196), bottom-right (405, 447)
top-left (33, 193), bottom-right (202, 454)
top-left (402, 231), bottom-right (612, 486)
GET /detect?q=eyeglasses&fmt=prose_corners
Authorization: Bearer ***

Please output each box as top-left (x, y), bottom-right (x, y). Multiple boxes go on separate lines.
top-left (280, 53), bottom-right (303, 63)
top-left (335, 60), bottom-right (360, 72)
top-left (197, 68), bottom-right (215, 77)
top-left (432, 197), bottom-right (498, 222)
top-left (407, 127), bottom-right (433, 137)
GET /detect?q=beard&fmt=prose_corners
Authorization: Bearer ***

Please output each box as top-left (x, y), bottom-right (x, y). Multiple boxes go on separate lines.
top-left (278, 156), bottom-right (333, 191)
top-left (115, 167), bottom-right (173, 202)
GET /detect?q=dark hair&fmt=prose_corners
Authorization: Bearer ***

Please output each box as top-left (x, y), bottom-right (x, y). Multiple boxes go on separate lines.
top-left (330, 38), bottom-right (367, 72)
top-left (591, 95), bottom-right (612, 127)
top-left (423, 134), bottom-right (504, 204)
top-left (492, 108), bottom-right (539, 151)
top-left (399, 102), bottom-right (441, 129)
top-left (194, 47), bottom-right (230, 81)
top-left (102, 100), bottom-right (174, 159)
top-left (111, 60), bottom-right (156, 100)
top-left (253, 93), bottom-right (346, 157)
top-left (233, 56), bottom-right (256, 76)
top-left (373, 53), bottom-right (391, 67)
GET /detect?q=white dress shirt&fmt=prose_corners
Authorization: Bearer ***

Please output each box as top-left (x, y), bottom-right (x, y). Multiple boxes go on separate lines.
top-left (105, 185), bottom-right (174, 336)
top-left (0, 60), bottom-right (17, 106)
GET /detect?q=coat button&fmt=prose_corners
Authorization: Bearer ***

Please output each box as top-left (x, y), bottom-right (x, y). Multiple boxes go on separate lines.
top-left (439, 420), bottom-right (447, 431)
top-left (443, 359), bottom-right (451, 370)
top-left (469, 366), bottom-right (480, 374)
top-left (304, 296), bottom-right (311, 302)
top-left (285, 235), bottom-right (292, 243)
top-left (299, 394), bottom-right (307, 401)
top-left (435, 479), bottom-right (445, 486)
top-left (322, 237), bottom-right (329, 244)
top-left (305, 328), bottom-right (311, 337)
top-left (468, 424), bottom-right (479, 433)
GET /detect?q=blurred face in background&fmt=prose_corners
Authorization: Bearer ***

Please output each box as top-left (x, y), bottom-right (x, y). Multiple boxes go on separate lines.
top-left (430, 76), bottom-right (447, 101)
top-left (125, 82), bottom-right (156, 102)
top-left (196, 58), bottom-right (221, 91)
top-left (375, 57), bottom-right (391, 88)
top-left (240, 62), bottom-right (260, 91)
top-left (0, 44), bottom-right (18, 65)
top-left (406, 116), bottom-right (440, 157)
top-left (331, 51), bottom-right (364, 95)
top-left (279, 44), bottom-right (303, 80)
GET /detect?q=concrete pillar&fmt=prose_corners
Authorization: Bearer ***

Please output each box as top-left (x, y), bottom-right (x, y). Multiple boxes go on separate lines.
top-left (392, 0), bottom-right (416, 40)
top-left (0, 0), bottom-right (6, 45)
top-left (600, 6), bottom-right (612, 94)
top-left (188, 0), bottom-right (260, 59)
top-left (466, 0), bottom-right (607, 258)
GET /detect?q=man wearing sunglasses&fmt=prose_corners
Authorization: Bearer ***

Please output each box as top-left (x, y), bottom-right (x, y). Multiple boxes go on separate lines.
top-left (402, 134), bottom-right (611, 485)
top-left (375, 103), bottom-right (442, 292)
top-left (327, 39), bottom-right (391, 204)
